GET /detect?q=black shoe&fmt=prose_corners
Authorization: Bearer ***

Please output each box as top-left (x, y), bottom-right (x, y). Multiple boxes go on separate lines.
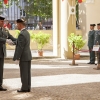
top-left (17, 89), bottom-right (30, 92)
top-left (90, 62), bottom-right (95, 64)
top-left (87, 62), bottom-right (91, 64)
top-left (0, 87), bottom-right (7, 91)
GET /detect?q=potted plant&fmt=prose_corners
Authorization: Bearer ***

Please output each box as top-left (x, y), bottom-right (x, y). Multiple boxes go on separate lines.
top-left (32, 31), bottom-right (51, 56)
top-left (68, 33), bottom-right (86, 60)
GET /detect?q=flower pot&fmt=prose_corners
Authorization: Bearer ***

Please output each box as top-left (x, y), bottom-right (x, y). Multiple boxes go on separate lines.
top-left (38, 50), bottom-right (43, 56)
top-left (74, 54), bottom-right (80, 60)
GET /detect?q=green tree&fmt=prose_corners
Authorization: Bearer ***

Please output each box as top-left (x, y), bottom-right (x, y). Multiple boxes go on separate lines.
top-left (0, 0), bottom-right (52, 21)
top-left (0, 0), bottom-right (20, 14)
top-left (24, 0), bottom-right (52, 18)
top-left (0, 0), bottom-right (20, 7)
top-left (0, 0), bottom-right (52, 17)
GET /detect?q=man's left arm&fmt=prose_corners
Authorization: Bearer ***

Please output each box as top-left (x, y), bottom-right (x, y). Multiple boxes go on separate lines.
top-left (13, 34), bottom-right (25, 61)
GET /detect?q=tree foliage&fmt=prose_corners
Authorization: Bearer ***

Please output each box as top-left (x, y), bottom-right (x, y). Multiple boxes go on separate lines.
top-left (31, 31), bottom-right (51, 50)
top-left (68, 33), bottom-right (86, 53)
top-left (0, 0), bottom-right (20, 8)
top-left (0, 0), bottom-right (52, 19)
top-left (24, 0), bottom-right (52, 18)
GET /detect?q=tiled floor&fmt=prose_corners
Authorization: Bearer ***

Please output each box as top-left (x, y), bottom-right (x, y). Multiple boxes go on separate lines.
top-left (0, 57), bottom-right (100, 100)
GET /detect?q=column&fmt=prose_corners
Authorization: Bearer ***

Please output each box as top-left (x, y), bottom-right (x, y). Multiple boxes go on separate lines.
top-left (53, 0), bottom-right (76, 59)
top-left (60, 0), bottom-right (76, 59)
top-left (52, 0), bottom-right (60, 57)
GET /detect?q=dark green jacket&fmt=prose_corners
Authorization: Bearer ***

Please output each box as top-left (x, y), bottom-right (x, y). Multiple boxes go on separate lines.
top-left (0, 28), bottom-right (16, 58)
top-left (94, 30), bottom-right (100, 45)
top-left (88, 30), bottom-right (95, 47)
top-left (13, 29), bottom-right (32, 61)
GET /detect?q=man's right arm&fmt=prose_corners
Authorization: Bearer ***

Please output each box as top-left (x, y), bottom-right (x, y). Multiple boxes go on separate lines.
top-left (13, 34), bottom-right (25, 61)
top-left (0, 37), bottom-right (14, 45)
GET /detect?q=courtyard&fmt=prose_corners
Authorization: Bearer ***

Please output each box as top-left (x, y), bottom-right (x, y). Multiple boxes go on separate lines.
top-left (0, 51), bottom-right (100, 100)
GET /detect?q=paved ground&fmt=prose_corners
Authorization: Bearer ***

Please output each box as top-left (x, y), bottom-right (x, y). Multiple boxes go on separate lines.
top-left (0, 54), bottom-right (100, 100)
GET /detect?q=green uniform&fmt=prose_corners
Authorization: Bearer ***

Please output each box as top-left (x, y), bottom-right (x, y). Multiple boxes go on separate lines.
top-left (0, 28), bottom-right (16, 87)
top-left (94, 30), bottom-right (100, 63)
top-left (13, 29), bottom-right (32, 91)
top-left (94, 30), bottom-right (100, 45)
top-left (88, 30), bottom-right (95, 63)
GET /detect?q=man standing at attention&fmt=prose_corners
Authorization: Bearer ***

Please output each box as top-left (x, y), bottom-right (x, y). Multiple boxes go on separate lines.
top-left (13, 19), bottom-right (32, 92)
top-left (93, 23), bottom-right (100, 70)
top-left (0, 16), bottom-right (16, 91)
top-left (87, 24), bottom-right (96, 64)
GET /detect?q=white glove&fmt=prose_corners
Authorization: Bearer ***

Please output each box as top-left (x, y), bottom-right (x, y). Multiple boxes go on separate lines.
top-left (6, 39), bottom-right (14, 45)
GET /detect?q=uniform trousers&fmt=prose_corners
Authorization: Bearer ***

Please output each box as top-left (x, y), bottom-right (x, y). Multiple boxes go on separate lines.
top-left (0, 58), bottom-right (4, 87)
top-left (19, 61), bottom-right (31, 90)
top-left (88, 46), bottom-right (95, 63)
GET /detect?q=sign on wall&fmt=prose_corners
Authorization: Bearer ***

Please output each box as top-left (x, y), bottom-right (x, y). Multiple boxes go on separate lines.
top-left (86, 0), bottom-right (94, 3)
top-left (69, 7), bottom-right (75, 15)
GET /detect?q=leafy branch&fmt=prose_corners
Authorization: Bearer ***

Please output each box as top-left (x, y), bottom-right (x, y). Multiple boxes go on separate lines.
top-left (68, 33), bottom-right (86, 53)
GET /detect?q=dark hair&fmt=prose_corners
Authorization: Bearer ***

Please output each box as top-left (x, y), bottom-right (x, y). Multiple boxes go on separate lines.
top-left (16, 19), bottom-right (26, 26)
top-left (21, 22), bottom-right (26, 26)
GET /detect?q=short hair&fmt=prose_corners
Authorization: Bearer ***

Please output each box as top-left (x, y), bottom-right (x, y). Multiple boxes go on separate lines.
top-left (90, 24), bottom-right (96, 26)
top-left (16, 19), bottom-right (26, 26)
top-left (97, 23), bottom-right (100, 26)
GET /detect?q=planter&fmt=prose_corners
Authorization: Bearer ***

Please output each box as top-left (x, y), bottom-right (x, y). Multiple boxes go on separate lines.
top-left (74, 54), bottom-right (80, 60)
top-left (38, 50), bottom-right (43, 56)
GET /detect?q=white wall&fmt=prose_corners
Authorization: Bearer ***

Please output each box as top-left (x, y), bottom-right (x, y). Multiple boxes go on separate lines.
top-left (79, 0), bottom-right (100, 49)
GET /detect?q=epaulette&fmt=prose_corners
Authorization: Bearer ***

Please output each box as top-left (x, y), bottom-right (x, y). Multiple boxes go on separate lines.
top-left (3, 27), bottom-right (9, 32)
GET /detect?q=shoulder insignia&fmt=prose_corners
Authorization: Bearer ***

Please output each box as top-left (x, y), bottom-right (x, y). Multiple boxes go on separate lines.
top-left (3, 27), bottom-right (9, 32)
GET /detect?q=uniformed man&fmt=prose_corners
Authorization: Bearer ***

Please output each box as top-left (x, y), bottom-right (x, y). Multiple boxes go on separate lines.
top-left (87, 24), bottom-right (96, 64)
top-left (0, 16), bottom-right (16, 91)
top-left (93, 23), bottom-right (100, 69)
top-left (13, 19), bottom-right (32, 92)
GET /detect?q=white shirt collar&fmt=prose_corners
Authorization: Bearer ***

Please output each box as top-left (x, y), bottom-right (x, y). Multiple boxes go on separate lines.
top-left (90, 29), bottom-right (94, 31)
top-left (21, 28), bottom-right (25, 32)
